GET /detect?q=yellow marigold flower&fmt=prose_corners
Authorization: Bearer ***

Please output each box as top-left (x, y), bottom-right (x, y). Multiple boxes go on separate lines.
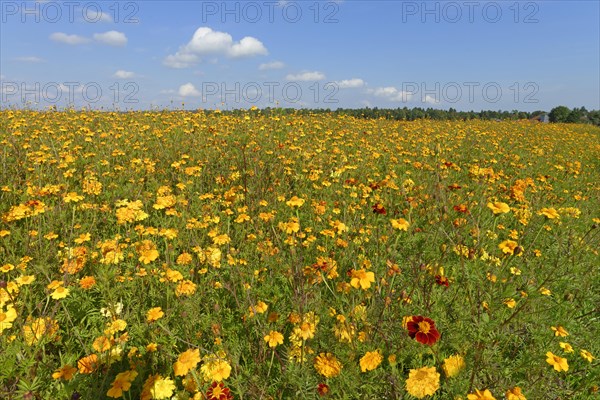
top-left (551, 325), bottom-right (569, 337)
top-left (0, 230), bottom-right (10, 237)
top-left (405, 366), bottom-right (440, 398)
top-left (137, 241), bottom-right (159, 264)
top-left (498, 240), bottom-right (519, 255)
top-left (15, 275), bottom-right (35, 286)
top-left (52, 364), bottom-right (78, 381)
top-left (107, 370), bottom-right (138, 398)
top-left (546, 351), bottom-right (569, 372)
top-left (175, 280), bottom-right (197, 297)
top-left (93, 335), bottom-right (112, 352)
top-left (503, 298), bottom-right (517, 308)
top-left (442, 354), bottom-right (465, 378)
top-left (51, 286), bottom-right (70, 300)
top-left (149, 375), bottom-right (175, 399)
top-left (176, 252), bottom-right (193, 265)
top-left (390, 218), bottom-right (410, 231)
top-left (359, 350), bottom-right (383, 372)
top-left (559, 342), bottom-right (574, 353)
top-left (350, 268), bottom-right (375, 290)
top-left (286, 196), bottom-right (305, 207)
top-left (539, 287), bottom-right (551, 296)
top-left (0, 304), bottom-right (18, 334)
top-left (539, 207), bottom-right (560, 219)
top-left (314, 352), bottom-right (342, 378)
top-left (467, 389), bottom-right (496, 400)
top-left (174, 348), bottom-right (201, 376)
top-left (212, 234), bottom-right (231, 246)
top-left (146, 307), bottom-right (164, 322)
top-left (201, 354), bottom-right (232, 382)
top-left (264, 330), bottom-right (284, 348)
top-left (506, 387), bottom-right (526, 400)
top-left (487, 202), bottom-right (510, 214)
top-left (63, 192), bottom-right (84, 203)
top-left (580, 349), bottom-right (594, 363)
top-left (105, 319), bottom-right (127, 335)
top-left (146, 343), bottom-right (158, 352)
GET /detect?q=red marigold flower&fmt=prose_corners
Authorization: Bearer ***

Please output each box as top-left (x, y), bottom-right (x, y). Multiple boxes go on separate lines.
top-left (317, 383), bottom-right (330, 396)
top-left (372, 203), bottom-right (386, 214)
top-left (406, 316), bottom-right (441, 345)
top-left (435, 275), bottom-right (449, 287)
top-left (453, 204), bottom-right (469, 214)
top-left (206, 381), bottom-right (233, 400)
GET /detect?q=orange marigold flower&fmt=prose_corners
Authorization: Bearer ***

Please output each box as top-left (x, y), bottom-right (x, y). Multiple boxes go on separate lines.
top-left (174, 348), bottom-right (201, 376)
top-left (78, 354), bottom-right (99, 374)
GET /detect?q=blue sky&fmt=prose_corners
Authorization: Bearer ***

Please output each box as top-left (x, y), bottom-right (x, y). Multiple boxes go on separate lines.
top-left (1, 0), bottom-right (599, 111)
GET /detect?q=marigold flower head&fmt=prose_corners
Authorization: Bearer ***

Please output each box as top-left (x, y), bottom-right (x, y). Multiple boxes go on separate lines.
top-left (78, 354), bottom-right (99, 374)
top-left (506, 386), bottom-right (527, 400)
top-left (146, 307), bottom-right (164, 322)
top-left (264, 330), bottom-right (284, 348)
top-left (391, 218), bottom-right (410, 231)
top-left (487, 202), bottom-right (510, 214)
top-left (314, 352), bottom-right (342, 378)
top-left (359, 350), bottom-right (383, 372)
top-left (174, 348), bottom-right (201, 376)
top-left (539, 207), bottom-right (560, 219)
top-left (546, 351), bottom-right (569, 372)
top-left (406, 316), bottom-right (440, 345)
top-left (442, 354), bottom-right (465, 378)
top-left (206, 381), bottom-right (233, 400)
top-left (405, 366), bottom-right (440, 398)
top-left (498, 240), bottom-right (519, 255)
top-left (52, 365), bottom-right (77, 381)
top-left (201, 354), bottom-right (232, 382)
top-left (317, 383), bottom-right (330, 396)
top-left (467, 389), bottom-right (496, 400)
top-left (551, 325), bottom-right (568, 337)
top-left (580, 349), bottom-right (594, 363)
top-left (350, 268), bottom-right (375, 290)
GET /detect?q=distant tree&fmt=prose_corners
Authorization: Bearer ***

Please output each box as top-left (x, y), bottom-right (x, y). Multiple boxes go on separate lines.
top-left (549, 106), bottom-right (571, 123)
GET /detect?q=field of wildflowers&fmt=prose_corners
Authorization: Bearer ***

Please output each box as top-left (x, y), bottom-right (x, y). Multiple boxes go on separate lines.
top-left (0, 109), bottom-right (599, 399)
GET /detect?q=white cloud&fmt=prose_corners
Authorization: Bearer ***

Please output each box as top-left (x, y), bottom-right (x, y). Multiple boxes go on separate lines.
top-left (0, 74), bottom-right (5, 80)
top-left (259, 61), bottom-right (285, 71)
top-left (368, 86), bottom-right (412, 102)
top-left (84, 9), bottom-right (113, 22)
top-left (164, 27), bottom-right (267, 68)
top-left (93, 31), bottom-right (127, 46)
top-left (50, 32), bottom-right (91, 45)
top-left (178, 83), bottom-right (201, 97)
top-left (113, 70), bottom-right (135, 79)
top-left (335, 78), bottom-right (365, 88)
top-left (286, 71), bottom-right (325, 81)
top-left (424, 95), bottom-right (440, 104)
top-left (14, 56), bottom-right (44, 63)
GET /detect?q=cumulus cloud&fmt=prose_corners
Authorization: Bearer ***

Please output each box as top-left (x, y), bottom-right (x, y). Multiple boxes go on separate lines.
top-left (113, 70), bottom-right (135, 79)
top-left (286, 71), bottom-right (325, 81)
top-left (93, 31), bottom-right (128, 46)
top-left (178, 83), bottom-right (201, 97)
top-left (50, 32), bottom-right (91, 45)
top-left (84, 9), bottom-right (113, 22)
top-left (335, 78), bottom-right (365, 88)
top-left (259, 61), bottom-right (285, 70)
top-left (164, 27), bottom-right (268, 68)
top-left (14, 56), bottom-right (44, 63)
top-left (368, 86), bottom-right (412, 102)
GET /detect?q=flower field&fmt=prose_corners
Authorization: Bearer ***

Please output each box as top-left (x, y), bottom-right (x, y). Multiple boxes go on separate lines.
top-left (0, 109), bottom-right (599, 399)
